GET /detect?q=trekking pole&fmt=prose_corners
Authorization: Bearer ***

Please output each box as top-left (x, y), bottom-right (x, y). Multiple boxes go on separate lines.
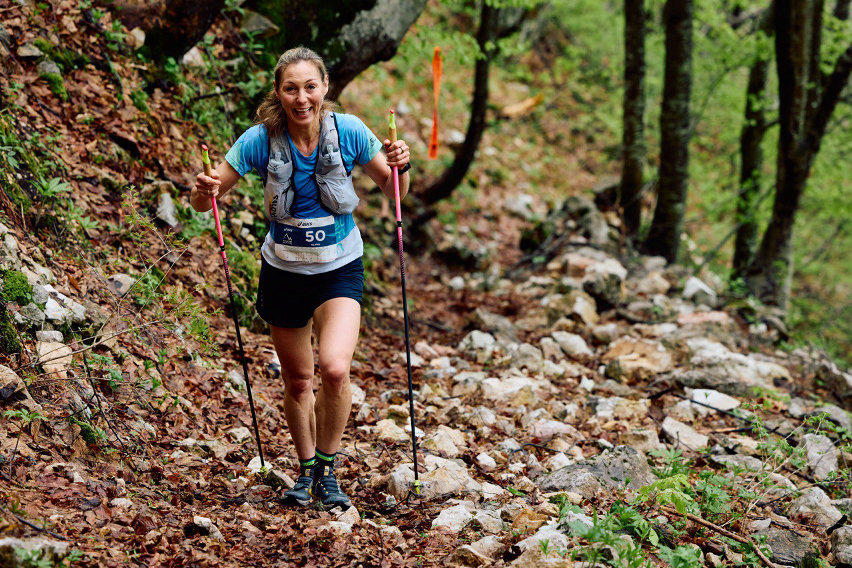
top-left (388, 111), bottom-right (420, 496)
top-left (201, 144), bottom-right (265, 470)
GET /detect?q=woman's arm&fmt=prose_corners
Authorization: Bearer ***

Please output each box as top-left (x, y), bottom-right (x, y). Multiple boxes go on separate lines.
top-left (190, 161), bottom-right (242, 212)
top-left (362, 139), bottom-right (410, 201)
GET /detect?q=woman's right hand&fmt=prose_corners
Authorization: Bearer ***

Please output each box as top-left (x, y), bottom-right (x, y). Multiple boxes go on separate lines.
top-left (194, 169), bottom-right (221, 200)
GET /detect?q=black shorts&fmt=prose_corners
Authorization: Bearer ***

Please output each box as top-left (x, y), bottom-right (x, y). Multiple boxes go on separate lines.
top-left (256, 256), bottom-right (364, 328)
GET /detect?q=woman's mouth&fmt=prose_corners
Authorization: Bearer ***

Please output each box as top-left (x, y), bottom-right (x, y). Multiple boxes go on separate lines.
top-left (293, 107), bottom-right (312, 118)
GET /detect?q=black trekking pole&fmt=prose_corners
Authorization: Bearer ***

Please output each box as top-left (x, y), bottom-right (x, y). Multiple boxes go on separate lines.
top-left (388, 111), bottom-right (420, 496)
top-left (201, 144), bottom-right (265, 470)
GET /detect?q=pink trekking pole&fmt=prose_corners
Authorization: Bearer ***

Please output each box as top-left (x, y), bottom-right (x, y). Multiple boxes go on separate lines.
top-left (201, 144), bottom-right (265, 470)
top-left (388, 111), bottom-right (420, 496)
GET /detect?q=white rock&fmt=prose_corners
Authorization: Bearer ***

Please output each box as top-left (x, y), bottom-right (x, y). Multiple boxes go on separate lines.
top-left (546, 452), bottom-right (573, 470)
top-left (109, 498), bottom-right (133, 508)
top-left (37, 341), bottom-right (72, 379)
top-left (432, 501), bottom-right (475, 532)
top-left (788, 487), bottom-right (843, 528)
top-left (458, 331), bottom-right (497, 363)
top-left (351, 383), bottom-right (366, 406)
top-left (43, 298), bottom-right (72, 323)
top-left (375, 419), bottom-right (409, 443)
top-left (192, 516), bottom-right (224, 541)
top-left (448, 276), bottom-right (465, 290)
top-left (481, 483), bottom-right (506, 501)
top-left (683, 276), bottom-right (717, 305)
top-left (477, 453), bottom-right (497, 471)
top-left (530, 420), bottom-right (579, 442)
top-left (551, 331), bottom-right (594, 357)
top-left (801, 434), bottom-right (839, 481)
top-left (690, 389), bottom-right (741, 415)
top-left (228, 427), bottom-right (252, 443)
top-left (661, 417), bottom-right (709, 449)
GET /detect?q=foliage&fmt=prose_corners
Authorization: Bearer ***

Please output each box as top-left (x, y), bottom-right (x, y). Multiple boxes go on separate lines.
top-left (0, 305), bottom-right (21, 355)
top-left (2, 271), bottom-right (32, 305)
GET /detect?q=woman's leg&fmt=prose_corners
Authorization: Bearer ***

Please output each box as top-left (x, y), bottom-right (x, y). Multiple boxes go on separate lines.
top-left (270, 322), bottom-right (316, 461)
top-left (313, 297), bottom-right (361, 455)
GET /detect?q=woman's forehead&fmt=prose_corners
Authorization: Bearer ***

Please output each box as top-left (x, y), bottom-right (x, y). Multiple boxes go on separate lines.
top-left (280, 61), bottom-right (324, 83)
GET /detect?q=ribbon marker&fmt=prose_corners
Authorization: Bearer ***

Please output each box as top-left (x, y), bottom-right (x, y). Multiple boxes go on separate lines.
top-left (428, 46), bottom-right (442, 160)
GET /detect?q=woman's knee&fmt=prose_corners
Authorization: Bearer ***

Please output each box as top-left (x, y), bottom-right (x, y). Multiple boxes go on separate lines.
top-left (284, 372), bottom-right (314, 398)
top-left (319, 359), bottom-right (350, 388)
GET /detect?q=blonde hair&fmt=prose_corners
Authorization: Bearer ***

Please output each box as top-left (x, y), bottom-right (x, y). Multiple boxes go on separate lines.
top-left (255, 47), bottom-right (337, 139)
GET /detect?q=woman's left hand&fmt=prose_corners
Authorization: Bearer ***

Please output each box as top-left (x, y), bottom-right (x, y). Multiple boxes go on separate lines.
top-left (383, 139), bottom-right (410, 171)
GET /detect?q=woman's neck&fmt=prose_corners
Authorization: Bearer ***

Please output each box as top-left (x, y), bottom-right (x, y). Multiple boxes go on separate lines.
top-left (287, 120), bottom-right (319, 150)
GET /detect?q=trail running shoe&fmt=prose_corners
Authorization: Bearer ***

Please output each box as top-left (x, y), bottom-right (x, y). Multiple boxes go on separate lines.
top-left (310, 463), bottom-right (352, 509)
top-left (282, 473), bottom-right (313, 507)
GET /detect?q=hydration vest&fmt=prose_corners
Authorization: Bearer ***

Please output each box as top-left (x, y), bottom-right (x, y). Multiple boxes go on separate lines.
top-left (264, 112), bottom-right (360, 222)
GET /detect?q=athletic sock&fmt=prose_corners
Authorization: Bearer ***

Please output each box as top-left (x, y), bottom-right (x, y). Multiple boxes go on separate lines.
top-left (315, 449), bottom-right (336, 472)
top-left (299, 457), bottom-right (316, 477)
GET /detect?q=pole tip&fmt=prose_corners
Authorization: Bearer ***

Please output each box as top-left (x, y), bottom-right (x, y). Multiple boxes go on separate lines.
top-left (390, 109), bottom-right (395, 115)
top-left (201, 144), bottom-right (208, 152)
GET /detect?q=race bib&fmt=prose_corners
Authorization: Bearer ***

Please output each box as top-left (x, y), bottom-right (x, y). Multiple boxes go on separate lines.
top-left (271, 215), bottom-right (343, 263)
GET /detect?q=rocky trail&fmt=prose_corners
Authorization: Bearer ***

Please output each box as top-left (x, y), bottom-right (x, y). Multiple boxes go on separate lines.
top-left (2, 2), bottom-right (852, 567)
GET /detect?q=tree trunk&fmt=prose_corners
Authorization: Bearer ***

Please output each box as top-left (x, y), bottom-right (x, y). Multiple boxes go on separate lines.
top-left (419, 2), bottom-right (499, 206)
top-left (745, 0), bottom-right (852, 307)
top-left (247, 0), bottom-right (426, 99)
top-left (732, 5), bottom-right (774, 279)
top-left (113, 0), bottom-right (226, 62)
top-left (620, 0), bottom-right (646, 238)
top-left (642, 0), bottom-right (693, 262)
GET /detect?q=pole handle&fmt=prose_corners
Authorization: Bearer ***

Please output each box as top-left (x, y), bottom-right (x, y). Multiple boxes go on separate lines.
top-left (388, 110), bottom-right (398, 144)
top-left (201, 144), bottom-right (213, 177)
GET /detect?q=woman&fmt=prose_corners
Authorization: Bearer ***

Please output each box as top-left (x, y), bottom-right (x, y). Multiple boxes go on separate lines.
top-left (191, 47), bottom-right (410, 508)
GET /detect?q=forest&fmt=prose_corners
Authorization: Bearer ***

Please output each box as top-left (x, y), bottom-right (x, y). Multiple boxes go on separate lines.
top-left (1, 0), bottom-right (852, 566)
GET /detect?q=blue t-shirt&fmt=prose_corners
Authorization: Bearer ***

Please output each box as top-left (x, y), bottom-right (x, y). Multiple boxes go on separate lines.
top-left (225, 113), bottom-right (382, 274)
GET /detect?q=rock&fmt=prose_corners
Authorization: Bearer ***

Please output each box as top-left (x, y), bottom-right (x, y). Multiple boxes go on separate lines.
top-left (661, 417), bottom-right (709, 449)
top-left (806, 403), bottom-right (852, 431)
top-left (127, 27), bottom-right (145, 49)
top-left (592, 323), bottom-right (620, 344)
top-left (458, 331), bottom-right (497, 363)
top-left (107, 273), bottom-right (134, 297)
top-left (560, 195), bottom-right (610, 245)
top-left (190, 516), bottom-right (224, 541)
top-left (375, 419), bottom-right (409, 443)
top-left (788, 486), bottom-right (843, 528)
top-left (37, 341), bottom-right (73, 379)
top-left (537, 446), bottom-right (655, 496)
top-left (43, 297), bottom-right (72, 324)
top-left (0, 365), bottom-right (42, 414)
top-left (752, 527), bottom-right (816, 566)
top-left (431, 501), bottom-right (475, 532)
top-left (17, 43), bottom-right (44, 58)
top-left (156, 193), bottom-right (180, 228)
top-left (350, 383), bottom-right (365, 406)
top-left (817, 360), bottom-right (852, 405)
top-left (676, 338), bottom-right (791, 396)
top-left (831, 525), bottom-right (852, 564)
top-left (710, 454), bottom-right (763, 472)
top-left (477, 453), bottom-right (497, 471)
top-left (635, 272), bottom-right (671, 296)
top-left (592, 397), bottom-right (649, 421)
top-left (18, 303), bottom-right (45, 327)
top-left (505, 193), bottom-right (537, 221)
top-left (689, 389), bottom-right (740, 415)
top-left (683, 276), bottom-right (717, 306)
top-left (582, 259), bottom-right (627, 309)
top-left (602, 337), bottom-right (673, 382)
top-left (622, 429), bottom-right (664, 453)
top-left (228, 369), bottom-right (245, 390)
top-left (37, 59), bottom-right (61, 76)
top-left (551, 331), bottom-right (593, 358)
top-left (800, 434), bottom-right (838, 481)
top-left (540, 337), bottom-right (563, 361)
top-left (35, 330), bottom-right (63, 343)
top-left (668, 399), bottom-right (696, 422)
top-left (0, 537), bottom-right (68, 566)
top-left (481, 376), bottom-right (544, 405)
top-left (110, 497), bottom-right (134, 509)
top-left (181, 46), bottom-right (205, 67)
top-left (510, 343), bottom-right (544, 371)
top-left (530, 420), bottom-right (581, 442)
top-left (676, 310), bottom-right (731, 326)
top-left (228, 426), bottom-right (252, 443)
top-left (450, 535), bottom-right (505, 566)
top-left (422, 425), bottom-right (466, 457)
top-left (246, 455), bottom-right (267, 475)
top-left (513, 523), bottom-right (572, 565)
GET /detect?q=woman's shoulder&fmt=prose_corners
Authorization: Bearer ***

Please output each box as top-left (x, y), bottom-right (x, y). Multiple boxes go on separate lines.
top-left (240, 123), bottom-right (269, 142)
top-left (331, 112), bottom-right (368, 132)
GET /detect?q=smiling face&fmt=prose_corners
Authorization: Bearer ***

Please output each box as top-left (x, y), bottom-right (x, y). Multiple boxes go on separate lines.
top-left (275, 60), bottom-right (328, 134)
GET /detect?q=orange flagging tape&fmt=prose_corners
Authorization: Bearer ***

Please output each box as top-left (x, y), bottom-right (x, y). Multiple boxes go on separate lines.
top-left (428, 46), bottom-right (442, 160)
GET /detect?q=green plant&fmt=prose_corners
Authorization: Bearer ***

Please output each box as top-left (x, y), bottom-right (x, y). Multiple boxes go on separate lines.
top-left (130, 89), bottom-right (149, 112)
top-left (2, 270), bottom-right (32, 305)
top-left (40, 71), bottom-right (68, 102)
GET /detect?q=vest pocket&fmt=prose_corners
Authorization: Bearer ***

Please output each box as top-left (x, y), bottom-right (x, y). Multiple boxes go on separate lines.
top-left (317, 176), bottom-right (359, 215)
top-left (267, 175), bottom-right (294, 221)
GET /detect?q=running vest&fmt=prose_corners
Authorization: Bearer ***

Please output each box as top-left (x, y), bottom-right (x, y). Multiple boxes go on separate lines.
top-left (264, 112), bottom-right (359, 219)
top-left (264, 113), bottom-right (361, 264)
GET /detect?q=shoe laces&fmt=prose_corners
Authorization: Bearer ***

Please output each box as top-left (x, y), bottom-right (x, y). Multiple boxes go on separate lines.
top-left (317, 471), bottom-right (342, 494)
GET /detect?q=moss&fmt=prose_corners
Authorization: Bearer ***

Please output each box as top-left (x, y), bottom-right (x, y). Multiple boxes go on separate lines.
top-left (0, 305), bottom-right (20, 355)
top-left (32, 38), bottom-right (90, 72)
top-left (70, 417), bottom-right (101, 445)
top-left (2, 270), bottom-right (31, 305)
top-left (40, 72), bottom-right (69, 102)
